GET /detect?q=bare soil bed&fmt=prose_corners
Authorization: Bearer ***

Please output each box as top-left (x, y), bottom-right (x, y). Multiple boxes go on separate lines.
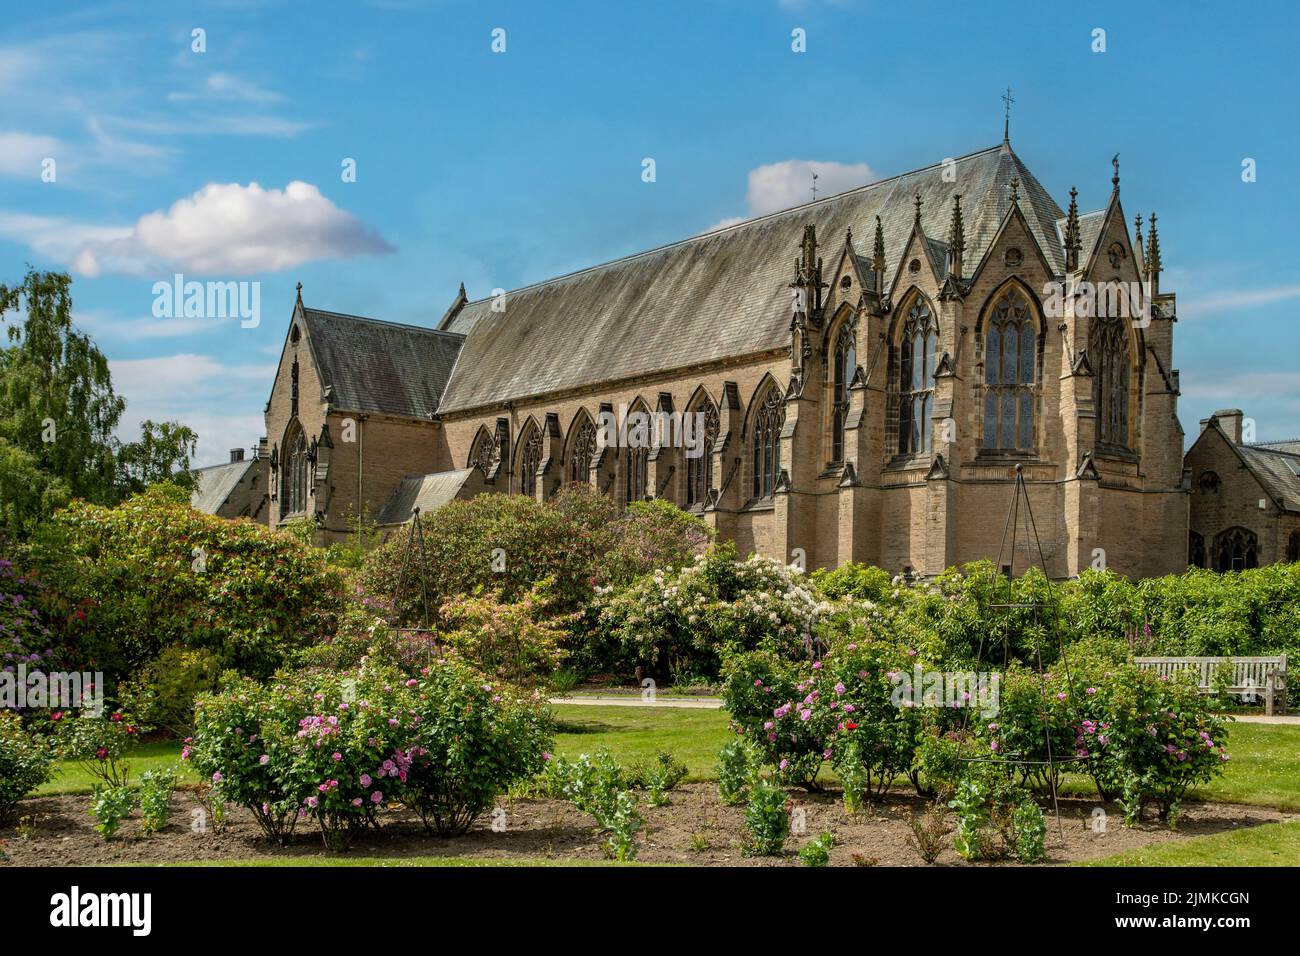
top-left (1, 784), bottom-right (1290, 867)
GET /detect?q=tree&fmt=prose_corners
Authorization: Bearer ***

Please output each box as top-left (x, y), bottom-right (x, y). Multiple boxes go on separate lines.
top-left (117, 419), bottom-right (199, 495)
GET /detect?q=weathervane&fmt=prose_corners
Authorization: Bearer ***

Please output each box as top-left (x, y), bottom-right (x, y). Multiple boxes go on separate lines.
top-left (811, 170), bottom-right (819, 201)
top-left (1002, 86), bottom-right (1015, 142)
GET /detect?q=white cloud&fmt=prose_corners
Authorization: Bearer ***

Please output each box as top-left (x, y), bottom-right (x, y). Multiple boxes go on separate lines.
top-left (705, 159), bottom-right (876, 232)
top-left (168, 72), bottom-right (284, 105)
top-left (0, 131), bottom-right (62, 177)
top-left (3, 180), bottom-right (394, 277)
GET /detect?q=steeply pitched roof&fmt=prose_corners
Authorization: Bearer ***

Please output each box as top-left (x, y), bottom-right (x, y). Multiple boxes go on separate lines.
top-left (1238, 443), bottom-right (1300, 513)
top-left (438, 142), bottom-right (1065, 413)
top-left (377, 468), bottom-right (476, 525)
top-left (191, 460), bottom-right (253, 515)
top-left (301, 307), bottom-right (464, 418)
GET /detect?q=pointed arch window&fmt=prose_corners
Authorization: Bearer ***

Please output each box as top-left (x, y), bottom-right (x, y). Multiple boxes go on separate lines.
top-left (519, 424), bottom-right (543, 497)
top-left (687, 398), bottom-right (719, 508)
top-left (470, 428), bottom-right (499, 477)
top-left (568, 417), bottom-right (597, 484)
top-left (283, 422), bottom-right (308, 517)
top-left (897, 296), bottom-right (938, 456)
top-left (751, 385), bottom-right (785, 499)
top-left (1287, 530), bottom-right (1300, 564)
top-left (982, 288), bottom-right (1038, 451)
top-left (1189, 530), bottom-right (1206, 569)
top-left (1214, 527), bottom-right (1258, 572)
top-left (1092, 316), bottom-right (1130, 450)
top-left (830, 320), bottom-right (857, 463)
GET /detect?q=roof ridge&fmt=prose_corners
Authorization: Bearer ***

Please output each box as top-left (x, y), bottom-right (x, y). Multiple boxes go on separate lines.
top-left (460, 143), bottom-right (1007, 308)
top-left (303, 306), bottom-right (466, 339)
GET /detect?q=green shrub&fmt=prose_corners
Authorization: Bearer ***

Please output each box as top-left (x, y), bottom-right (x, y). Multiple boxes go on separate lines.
top-left (88, 785), bottom-right (134, 840)
top-left (138, 766), bottom-right (177, 834)
top-left (548, 750), bottom-right (644, 861)
top-left (798, 831), bottom-right (834, 867)
top-left (716, 739), bottom-right (753, 806)
top-left (0, 711), bottom-right (52, 824)
top-left (436, 583), bottom-right (570, 686)
top-left (743, 775), bottom-right (789, 857)
top-left (25, 487), bottom-right (346, 683)
top-left (403, 659), bottom-right (553, 836)
top-left (50, 706), bottom-right (146, 788)
top-left (1010, 797), bottom-right (1047, 863)
top-left (627, 750), bottom-right (687, 806)
top-left (122, 645), bottom-right (223, 738)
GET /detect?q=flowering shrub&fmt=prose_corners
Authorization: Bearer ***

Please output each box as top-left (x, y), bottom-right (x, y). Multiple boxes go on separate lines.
top-left (604, 541), bottom-right (829, 683)
top-left (0, 711), bottom-right (51, 824)
top-left (0, 556), bottom-right (52, 672)
top-left (50, 706), bottom-right (146, 788)
top-left (25, 487), bottom-right (346, 682)
top-left (403, 659), bottom-right (552, 836)
top-left (437, 583), bottom-right (570, 686)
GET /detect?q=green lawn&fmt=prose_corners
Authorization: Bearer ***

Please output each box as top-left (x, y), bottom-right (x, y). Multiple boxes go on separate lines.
top-left (35, 707), bottom-right (1300, 816)
top-left (1082, 820), bottom-right (1300, 866)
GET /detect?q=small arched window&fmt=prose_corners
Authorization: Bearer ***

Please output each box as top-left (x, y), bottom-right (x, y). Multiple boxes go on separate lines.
top-left (519, 423), bottom-right (543, 497)
top-left (687, 397), bottom-right (719, 508)
top-left (1198, 471), bottom-right (1221, 495)
top-left (1189, 530), bottom-right (1206, 569)
top-left (751, 385), bottom-right (785, 499)
top-left (283, 422), bottom-right (308, 517)
top-left (1092, 316), bottom-right (1130, 449)
top-left (897, 296), bottom-right (938, 456)
top-left (982, 288), bottom-right (1037, 452)
top-left (1214, 527), bottom-right (1258, 572)
top-left (830, 320), bottom-right (857, 462)
top-left (568, 416), bottom-right (597, 484)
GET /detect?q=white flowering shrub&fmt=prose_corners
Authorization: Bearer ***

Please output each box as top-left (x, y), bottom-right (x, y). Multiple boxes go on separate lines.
top-left (595, 542), bottom-right (830, 681)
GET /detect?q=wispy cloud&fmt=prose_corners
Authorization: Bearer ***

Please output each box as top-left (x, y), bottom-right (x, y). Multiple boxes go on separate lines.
top-left (1179, 284), bottom-right (1300, 318)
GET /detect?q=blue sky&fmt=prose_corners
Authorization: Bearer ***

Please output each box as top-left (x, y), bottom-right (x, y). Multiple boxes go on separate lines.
top-left (2, 0), bottom-right (1298, 465)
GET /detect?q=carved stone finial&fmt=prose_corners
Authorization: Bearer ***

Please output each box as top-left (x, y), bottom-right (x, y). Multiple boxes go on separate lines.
top-left (913, 192), bottom-right (923, 229)
top-left (1009, 176), bottom-right (1020, 205)
top-left (1111, 153), bottom-right (1120, 193)
top-left (295, 281), bottom-right (303, 304)
top-left (1064, 186), bottom-right (1081, 271)
top-left (1146, 212), bottom-right (1162, 277)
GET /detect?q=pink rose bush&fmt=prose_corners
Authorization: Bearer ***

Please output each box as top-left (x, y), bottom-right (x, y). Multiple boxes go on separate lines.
top-left (187, 659), bottom-right (552, 848)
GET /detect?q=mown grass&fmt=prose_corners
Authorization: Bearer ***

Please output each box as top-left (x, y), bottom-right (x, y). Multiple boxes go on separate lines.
top-left (1082, 820), bottom-right (1300, 866)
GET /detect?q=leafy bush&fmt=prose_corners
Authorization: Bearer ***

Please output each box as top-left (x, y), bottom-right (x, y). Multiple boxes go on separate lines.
top-left (50, 707), bottom-right (145, 788)
top-left (403, 659), bottom-right (553, 836)
top-left (599, 542), bottom-right (828, 680)
top-left (626, 750), bottom-right (688, 806)
top-left (0, 711), bottom-right (51, 823)
top-left (122, 645), bottom-right (223, 738)
top-left (743, 775), bottom-right (789, 856)
top-left (437, 583), bottom-right (569, 685)
top-left (716, 738), bottom-right (754, 806)
top-left (138, 766), bottom-right (177, 834)
top-left (905, 801), bottom-right (952, 864)
top-left (89, 785), bottom-right (134, 840)
top-left (25, 487), bottom-right (346, 683)
top-left (0, 556), bottom-right (53, 671)
top-left (547, 749), bottom-right (644, 861)
top-left (798, 831), bottom-right (834, 867)
top-left (1010, 798), bottom-right (1047, 863)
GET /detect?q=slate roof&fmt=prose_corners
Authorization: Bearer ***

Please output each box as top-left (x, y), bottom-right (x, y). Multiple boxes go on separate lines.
top-left (1238, 443), bottom-right (1300, 513)
top-left (438, 142), bottom-right (1066, 413)
top-left (377, 469), bottom-right (476, 525)
top-left (191, 460), bottom-right (253, 515)
top-left (301, 308), bottom-right (464, 418)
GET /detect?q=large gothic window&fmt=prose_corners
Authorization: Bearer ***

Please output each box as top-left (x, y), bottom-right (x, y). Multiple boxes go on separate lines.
top-left (1092, 317), bottom-right (1130, 450)
top-left (519, 424), bottom-right (542, 497)
top-left (897, 297), bottom-right (938, 456)
top-left (568, 416), bottom-right (597, 484)
top-left (751, 385), bottom-right (785, 499)
top-left (830, 320), bottom-right (857, 463)
top-left (982, 288), bottom-right (1037, 452)
top-left (687, 397), bottom-right (719, 508)
top-left (470, 428), bottom-right (499, 477)
top-left (283, 423), bottom-right (308, 517)
top-left (1189, 531), bottom-right (1206, 569)
top-left (1214, 527), bottom-right (1258, 572)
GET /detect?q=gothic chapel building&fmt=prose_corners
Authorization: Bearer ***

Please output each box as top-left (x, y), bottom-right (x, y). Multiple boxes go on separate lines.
top-left (257, 135), bottom-right (1194, 579)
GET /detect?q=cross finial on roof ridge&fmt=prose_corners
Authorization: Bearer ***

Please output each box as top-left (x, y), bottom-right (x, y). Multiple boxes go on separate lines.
top-left (295, 281), bottom-right (303, 305)
top-left (1002, 86), bottom-right (1014, 143)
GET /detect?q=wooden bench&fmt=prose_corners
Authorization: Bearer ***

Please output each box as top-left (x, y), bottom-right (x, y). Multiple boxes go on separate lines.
top-left (1134, 655), bottom-right (1288, 716)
